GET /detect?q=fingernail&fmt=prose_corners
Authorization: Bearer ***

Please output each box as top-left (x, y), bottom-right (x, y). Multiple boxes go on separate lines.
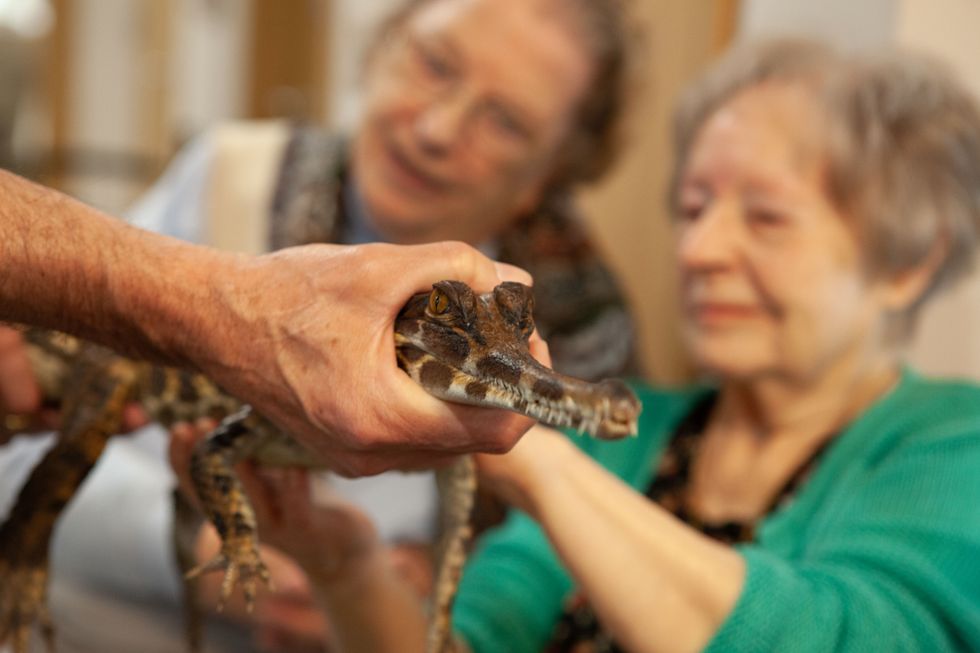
top-left (494, 262), bottom-right (532, 286)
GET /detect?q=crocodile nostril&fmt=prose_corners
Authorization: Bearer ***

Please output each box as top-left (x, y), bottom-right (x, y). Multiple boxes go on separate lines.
top-left (612, 403), bottom-right (640, 432)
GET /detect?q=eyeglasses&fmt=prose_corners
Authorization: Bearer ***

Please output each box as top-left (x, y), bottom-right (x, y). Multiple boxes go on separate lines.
top-left (383, 34), bottom-right (541, 163)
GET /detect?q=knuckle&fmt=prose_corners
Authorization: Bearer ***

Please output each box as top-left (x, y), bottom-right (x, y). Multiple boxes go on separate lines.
top-left (442, 241), bottom-right (495, 287)
top-left (442, 240), bottom-right (476, 265)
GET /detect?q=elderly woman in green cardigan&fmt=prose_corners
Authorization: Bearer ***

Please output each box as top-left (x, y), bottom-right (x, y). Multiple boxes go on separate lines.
top-left (176, 39), bottom-right (980, 652)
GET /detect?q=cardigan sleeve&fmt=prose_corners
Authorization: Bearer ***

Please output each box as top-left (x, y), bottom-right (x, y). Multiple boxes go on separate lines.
top-left (707, 422), bottom-right (980, 652)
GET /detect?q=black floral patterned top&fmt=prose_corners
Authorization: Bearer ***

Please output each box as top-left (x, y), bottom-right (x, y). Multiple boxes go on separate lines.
top-left (546, 394), bottom-right (832, 653)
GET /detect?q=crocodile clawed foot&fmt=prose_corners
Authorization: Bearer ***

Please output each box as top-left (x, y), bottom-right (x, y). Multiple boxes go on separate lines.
top-left (0, 562), bottom-right (56, 653)
top-left (185, 539), bottom-right (273, 613)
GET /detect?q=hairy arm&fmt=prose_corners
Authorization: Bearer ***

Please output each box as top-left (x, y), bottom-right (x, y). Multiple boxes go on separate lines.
top-left (0, 170), bottom-right (535, 473)
top-left (0, 169), bottom-right (234, 365)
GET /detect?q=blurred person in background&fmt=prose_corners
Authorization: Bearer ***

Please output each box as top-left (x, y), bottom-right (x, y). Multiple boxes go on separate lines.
top-left (0, 26), bottom-right (29, 172)
top-left (0, 0), bottom-right (641, 650)
top-left (0, 0), bottom-right (53, 176)
top-left (212, 39), bottom-right (980, 652)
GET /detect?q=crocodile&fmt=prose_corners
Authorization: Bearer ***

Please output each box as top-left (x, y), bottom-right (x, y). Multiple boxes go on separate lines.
top-left (0, 280), bottom-right (641, 653)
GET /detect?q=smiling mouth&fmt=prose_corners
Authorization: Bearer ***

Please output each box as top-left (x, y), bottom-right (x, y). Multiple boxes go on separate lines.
top-left (385, 141), bottom-right (451, 193)
top-left (691, 303), bottom-right (761, 322)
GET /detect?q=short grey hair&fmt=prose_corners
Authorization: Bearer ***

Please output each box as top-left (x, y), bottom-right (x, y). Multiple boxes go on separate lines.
top-left (669, 39), bottom-right (980, 336)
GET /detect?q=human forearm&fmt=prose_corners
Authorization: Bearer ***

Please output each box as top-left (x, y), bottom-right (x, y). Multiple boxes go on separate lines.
top-left (507, 433), bottom-right (745, 653)
top-left (3, 168), bottom-right (540, 472)
top-left (308, 548), bottom-right (428, 653)
top-left (0, 169), bottom-right (237, 368)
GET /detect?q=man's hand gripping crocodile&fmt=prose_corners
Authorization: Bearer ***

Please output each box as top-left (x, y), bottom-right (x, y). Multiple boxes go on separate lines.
top-left (0, 280), bottom-right (640, 653)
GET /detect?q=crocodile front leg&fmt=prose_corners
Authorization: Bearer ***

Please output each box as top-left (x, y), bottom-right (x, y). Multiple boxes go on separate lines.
top-left (186, 406), bottom-right (272, 613)
top-left (0, 360), bottom-right (136, 653)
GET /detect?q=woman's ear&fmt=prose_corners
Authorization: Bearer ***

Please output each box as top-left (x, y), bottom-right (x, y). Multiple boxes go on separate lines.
top-left (882, 236), bottom-right (948, 311)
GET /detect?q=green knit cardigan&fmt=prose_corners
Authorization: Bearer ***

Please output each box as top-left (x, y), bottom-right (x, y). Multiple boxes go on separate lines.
top-left (453, 369), bottom-right (980, 652)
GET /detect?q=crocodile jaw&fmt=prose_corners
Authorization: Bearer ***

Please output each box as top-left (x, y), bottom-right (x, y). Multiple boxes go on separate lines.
top-left (395, 338), bottom-right (639, 440)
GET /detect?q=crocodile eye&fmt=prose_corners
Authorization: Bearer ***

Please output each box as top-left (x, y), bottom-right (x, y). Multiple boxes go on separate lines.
top-left (428, 288), bottom-right (450, 315)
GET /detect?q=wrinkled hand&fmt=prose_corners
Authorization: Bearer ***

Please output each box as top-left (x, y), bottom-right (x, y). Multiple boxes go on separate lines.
top-left (252, 590), bottom-right (331, 653)
top-left (240, 465), bottom-right (382, 585)
top-left (475, 424), bottom-right (578, 518)
top-left (0, 325), bottom-right (147, 443)
top-left (203, 241), bottom-right (539, 476)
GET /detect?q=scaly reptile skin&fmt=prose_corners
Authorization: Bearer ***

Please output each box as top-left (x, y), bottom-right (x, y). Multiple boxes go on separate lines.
top-left (0, 281), bottom-right (641, 653)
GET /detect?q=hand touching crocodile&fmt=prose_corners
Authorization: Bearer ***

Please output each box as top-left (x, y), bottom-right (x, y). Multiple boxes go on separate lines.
top-left (0, 167), bottom-right (537, 474)
top-left (179, 280), bottom-right (640, 653)
top-left (0, 280), bottom-right (639, 653)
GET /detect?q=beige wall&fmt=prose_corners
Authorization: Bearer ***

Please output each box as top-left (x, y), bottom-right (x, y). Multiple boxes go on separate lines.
top-left (578, 1), bottom-right (731, 384)
top-left (328, 0), bottom-right (400, 130)
top-left (37, 0), bottom-right (253, 212)
top-left (738, 0), bottom-right (897, 50)
top-left (896, 0), bottom-right (980, 381)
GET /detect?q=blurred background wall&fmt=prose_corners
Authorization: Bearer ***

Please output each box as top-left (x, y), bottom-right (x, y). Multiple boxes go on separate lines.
top-left (2, 0), bottom-right (978, 383)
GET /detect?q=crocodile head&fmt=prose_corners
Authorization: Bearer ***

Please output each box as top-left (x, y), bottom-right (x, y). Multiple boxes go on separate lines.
top-left (395, 280), bottom-right (640, 439)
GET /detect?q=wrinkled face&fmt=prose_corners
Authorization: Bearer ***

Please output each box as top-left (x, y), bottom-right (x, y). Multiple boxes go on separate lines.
top-left (351, 0), bottom-right (592, 245)
top-left (675, 84), bottom-right (896, 382)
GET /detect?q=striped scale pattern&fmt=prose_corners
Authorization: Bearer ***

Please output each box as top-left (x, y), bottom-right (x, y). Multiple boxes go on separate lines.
top-left (396, 281), bottom-right (640, 440)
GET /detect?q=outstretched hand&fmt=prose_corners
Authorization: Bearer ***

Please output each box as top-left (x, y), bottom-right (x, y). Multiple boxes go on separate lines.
top-left (201, 241), bottom-right (539, 476)
top-left (239, 465), bottom-right (382, 585)
top-left (0, 326), bottom-right (51, 443)
top-left (475, 424), bottom-right (578, 518)
top-left (0, 173), bottom-right (533, 471)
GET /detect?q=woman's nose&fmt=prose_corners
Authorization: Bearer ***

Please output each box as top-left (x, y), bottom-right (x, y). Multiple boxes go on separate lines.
top-left (414, 91), bottom-right (473, 153)
top-left (677, 202), bottom-right (741, 270)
